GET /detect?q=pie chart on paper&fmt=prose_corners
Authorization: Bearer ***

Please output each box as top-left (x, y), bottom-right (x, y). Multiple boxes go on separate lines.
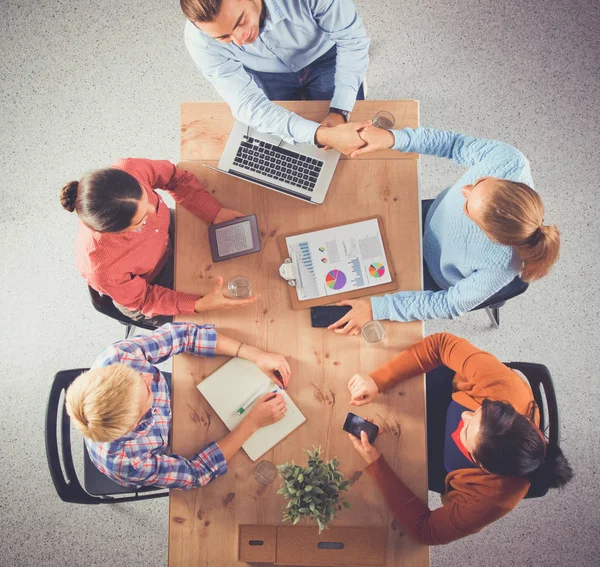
top-left (325, 269), bottom-right (347, 290)
top-left (369, 262), bottom-right (386, 278)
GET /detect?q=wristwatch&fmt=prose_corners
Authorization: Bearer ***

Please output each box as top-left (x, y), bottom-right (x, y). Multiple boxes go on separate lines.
top-left (329, 107), bottom-right (350, 123)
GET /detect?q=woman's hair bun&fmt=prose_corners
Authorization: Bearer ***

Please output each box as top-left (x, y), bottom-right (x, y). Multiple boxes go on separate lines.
top-left (60, 180), bottom-right (79, 212)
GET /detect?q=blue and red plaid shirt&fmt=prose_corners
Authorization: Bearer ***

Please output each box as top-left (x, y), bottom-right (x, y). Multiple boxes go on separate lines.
top-left (85, 323), bottom-right (228, 489)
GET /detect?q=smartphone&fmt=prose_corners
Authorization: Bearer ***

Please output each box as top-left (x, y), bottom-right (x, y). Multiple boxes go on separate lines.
top-left (342, 412), bottom-right (379, 444)
top-left (310, 305), bottom-right (351, 328)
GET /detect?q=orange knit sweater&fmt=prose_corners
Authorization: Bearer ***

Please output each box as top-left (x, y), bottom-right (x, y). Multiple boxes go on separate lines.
top-left (366, 333), bottom-right (539, 545)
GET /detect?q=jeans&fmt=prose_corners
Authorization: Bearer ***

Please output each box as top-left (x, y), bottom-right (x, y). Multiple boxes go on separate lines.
top-left (246, 46), bottom-right (365, 102)
top-left (426, 365), bottom-right (455, 494)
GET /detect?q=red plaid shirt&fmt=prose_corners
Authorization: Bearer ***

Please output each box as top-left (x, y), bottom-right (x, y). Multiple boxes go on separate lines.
top-left (75, 158), bottom-right (223, 317)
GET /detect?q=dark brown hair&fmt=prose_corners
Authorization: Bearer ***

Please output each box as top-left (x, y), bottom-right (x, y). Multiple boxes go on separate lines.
top-left (180, 0), bottom-right (223, 22)
top-left (60, 168), bottom-right (143, 232)
top-left (474, 399), bottom-right (572, 491)
top-left (479, 180), bottom-right (560, 282)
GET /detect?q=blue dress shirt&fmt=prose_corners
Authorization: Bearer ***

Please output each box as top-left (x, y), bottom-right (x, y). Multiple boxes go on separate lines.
top-left (184, 0), bottom-right (370, 144)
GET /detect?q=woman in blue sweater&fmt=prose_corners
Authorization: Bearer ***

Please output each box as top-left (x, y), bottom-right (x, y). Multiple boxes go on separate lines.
top-left (329, 126), bottom-right (560, 334)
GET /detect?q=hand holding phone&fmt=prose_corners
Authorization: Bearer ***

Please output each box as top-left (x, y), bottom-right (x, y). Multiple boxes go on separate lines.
top-left (342, 412), bottom-right (379, 444)
top-left (310, 306), bottom-right (351, 328)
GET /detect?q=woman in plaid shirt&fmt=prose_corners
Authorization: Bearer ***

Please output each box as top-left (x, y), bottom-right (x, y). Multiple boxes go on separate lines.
top-left (66, 322), bottom-right (291, 489)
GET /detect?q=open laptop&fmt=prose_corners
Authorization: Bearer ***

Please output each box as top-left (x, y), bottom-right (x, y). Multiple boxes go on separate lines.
top-left (204, 120), bottom-right (341, 205)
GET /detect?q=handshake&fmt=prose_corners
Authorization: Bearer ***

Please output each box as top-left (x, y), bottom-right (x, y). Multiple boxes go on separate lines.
top-left (315, 114), bottom-right (396, 157)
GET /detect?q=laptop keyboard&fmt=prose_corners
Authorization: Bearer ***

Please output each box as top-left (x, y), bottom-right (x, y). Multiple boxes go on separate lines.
top-left (232, 136), bottom-right (323, 192)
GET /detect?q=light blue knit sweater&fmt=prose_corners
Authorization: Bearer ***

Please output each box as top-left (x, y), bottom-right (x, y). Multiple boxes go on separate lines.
top-left (371, 127), bottom-right (533, 322)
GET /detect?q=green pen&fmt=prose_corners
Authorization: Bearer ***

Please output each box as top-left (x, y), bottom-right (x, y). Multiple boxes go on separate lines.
top-left (236, 383), bottom-right (279, 415)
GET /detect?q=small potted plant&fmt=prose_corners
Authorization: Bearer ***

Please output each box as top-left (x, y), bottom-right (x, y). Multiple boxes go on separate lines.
top-left (277, 446), bottom-right (350, 533)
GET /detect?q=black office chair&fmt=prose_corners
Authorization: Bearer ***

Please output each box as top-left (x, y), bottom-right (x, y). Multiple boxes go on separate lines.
top-left (426, 362), bottom-right (559, 499)
top-left (421, 199), bottom-right (529, 328)
top-left (45, 369), bottom-right (169, 504)
top-left (88, 287), bottom-right (157, 338)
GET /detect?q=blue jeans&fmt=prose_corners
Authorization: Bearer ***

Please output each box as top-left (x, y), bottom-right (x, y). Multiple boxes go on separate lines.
top-left (245, 46), bottom-right (365, 102)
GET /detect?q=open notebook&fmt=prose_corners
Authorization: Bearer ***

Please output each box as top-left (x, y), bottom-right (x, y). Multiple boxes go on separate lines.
top-left (197, 358), bottom-right (306, 461)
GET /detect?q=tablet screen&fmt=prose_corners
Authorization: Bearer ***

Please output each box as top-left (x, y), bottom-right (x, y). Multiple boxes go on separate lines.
top-left (215, 219), bottom-right (254, 256)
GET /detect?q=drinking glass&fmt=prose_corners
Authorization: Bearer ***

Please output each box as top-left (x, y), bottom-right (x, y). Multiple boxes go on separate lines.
top-left (361, 320), bottom-right (386, 343)
top-left (228, 275), bottom-right (252, 298)
top-left (253, 460), bottom-right (278, 485)
top-left (372, 110), bottom-right (395, 130)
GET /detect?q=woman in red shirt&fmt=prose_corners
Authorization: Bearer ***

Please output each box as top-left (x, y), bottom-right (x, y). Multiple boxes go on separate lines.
top-left (60, 158), bottom-right (255, 325)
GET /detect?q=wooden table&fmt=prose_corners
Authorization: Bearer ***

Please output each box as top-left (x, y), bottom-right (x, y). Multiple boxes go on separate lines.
top-left (169, 101), bottom-right (428, 567)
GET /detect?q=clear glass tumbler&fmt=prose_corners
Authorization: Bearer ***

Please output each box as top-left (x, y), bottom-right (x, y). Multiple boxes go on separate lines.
top-left (372, 110), bottom-right (395, 130)
top-left (361, 320), bottom-right (386, 343)
top-left (228, 275), bottom-right (252, 298)
top-left (253, 460), bottom-right (278, 485)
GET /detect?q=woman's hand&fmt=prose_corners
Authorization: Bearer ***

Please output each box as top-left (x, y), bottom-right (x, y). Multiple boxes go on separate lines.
top-left (348, 373), bottom-right (379, 406)
top-left (328, 298), bottom-right (373, 336)
top-left (194, 276), bottom-right (257, 313)
top-left (348, 430), bottom-right (381, 465)
top-left (213, 208), bottom-right (246, 225)
top-left (351, 126), bottom-right (395, 157)
top-left (244, 347), bottom-right (291, 388)
top-left (246, 393), bottom-right (287, 430)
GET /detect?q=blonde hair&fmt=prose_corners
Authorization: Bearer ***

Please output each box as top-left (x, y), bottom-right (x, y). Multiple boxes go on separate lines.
top-left (479, 180), bottom-right (560, 282)
top-left (65, 364), bottom-right (142, 443)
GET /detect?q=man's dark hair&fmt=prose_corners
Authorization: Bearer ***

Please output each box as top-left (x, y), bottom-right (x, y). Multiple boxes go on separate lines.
top-left (180, 0), bottom-right (224, 22)
top-left (473, 399), bottom-right (572, 491)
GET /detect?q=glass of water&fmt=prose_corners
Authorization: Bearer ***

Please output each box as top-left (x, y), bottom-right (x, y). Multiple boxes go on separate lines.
top-left (361, 320), bottom-right (386, 344)
top-left (253, 460), bottom-right (278, 485)
top-left (228, 275), bottom-right (252, 298)
top-left (372, 110), bottom-right (395, 130)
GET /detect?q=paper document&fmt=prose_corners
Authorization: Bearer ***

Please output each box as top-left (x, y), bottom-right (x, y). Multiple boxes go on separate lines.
top-left (285, 219), bottom-right (392, 301)
top-left (197, 358), bottom-right (306, 461)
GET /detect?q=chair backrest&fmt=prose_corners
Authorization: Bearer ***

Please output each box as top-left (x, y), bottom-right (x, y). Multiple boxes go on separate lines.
top-left (504, 362), bottom-right (560, 499)
top-left (474, 277), bottom-right (529, 310)
top-left (45, 369), bottom-right (168, 504)
top-left (45, 369), bottom-right (102, 504)
top-left (88, 286), bottom-right (157, 331)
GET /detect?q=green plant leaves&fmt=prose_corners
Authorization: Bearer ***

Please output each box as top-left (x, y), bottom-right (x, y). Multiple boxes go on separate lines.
top-left (277, 446), bottom-right (351, 534)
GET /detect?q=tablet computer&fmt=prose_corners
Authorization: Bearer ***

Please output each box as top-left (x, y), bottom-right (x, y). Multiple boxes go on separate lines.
top-left (208, 214), bottom-right (261, 263)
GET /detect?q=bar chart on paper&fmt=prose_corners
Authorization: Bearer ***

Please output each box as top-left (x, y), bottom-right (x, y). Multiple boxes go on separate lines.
top-left (285, 219), bottom-right (393, 301)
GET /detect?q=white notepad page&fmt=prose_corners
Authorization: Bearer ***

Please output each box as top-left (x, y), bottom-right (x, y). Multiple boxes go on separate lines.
top-left (197, 358), bottom-right (306, 461)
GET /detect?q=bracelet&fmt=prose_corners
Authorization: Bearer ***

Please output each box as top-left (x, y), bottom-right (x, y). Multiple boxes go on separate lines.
top-left (235, 342), bottom-right (245, 358)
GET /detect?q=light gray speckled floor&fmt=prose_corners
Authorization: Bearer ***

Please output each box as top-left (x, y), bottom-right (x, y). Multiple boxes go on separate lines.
top-left (1, 0), bottom-right (599, 566)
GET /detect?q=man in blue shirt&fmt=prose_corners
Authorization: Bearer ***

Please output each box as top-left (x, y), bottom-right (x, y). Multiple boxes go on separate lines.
top-left (181, 0), bottom-right (370, 150)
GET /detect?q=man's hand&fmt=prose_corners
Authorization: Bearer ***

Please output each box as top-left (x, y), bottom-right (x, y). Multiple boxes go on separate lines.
top-left (319, 112), bottom-right (347, 149)
top-left (246, 393), bottom-right (287, 430)
top-left (348, 373), bottom-right (379, 406)
top-left (194, 276), bottom-right (257, 313)
top-left (351, 126), bottom-right (395, 158)
top-left (348, 430), bottom-right (381, 465)
top-left (328, 298), bottom-right (373, 336)
top-left (213, 208), bottom-right (246, 225)
top-left (242, 347), bottom-right (291, 388)
top-left (315, 120), bottom-right (371, 156)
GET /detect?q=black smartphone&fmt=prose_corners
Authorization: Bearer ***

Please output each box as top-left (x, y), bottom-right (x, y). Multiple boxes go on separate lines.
top-left (310, 305), bottom-right (352, 328)
top-left (342, 412), bottom-right (379, 444)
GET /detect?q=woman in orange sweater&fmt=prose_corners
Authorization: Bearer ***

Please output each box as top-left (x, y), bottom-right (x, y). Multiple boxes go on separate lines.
top-left (347, 333), bottom-right (572, 545)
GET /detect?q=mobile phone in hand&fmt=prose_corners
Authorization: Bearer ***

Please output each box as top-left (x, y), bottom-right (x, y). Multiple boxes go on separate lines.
top-left (342, 412), bottom-right (379, 444)
top-left (310, 305), bottom-right (351, 328)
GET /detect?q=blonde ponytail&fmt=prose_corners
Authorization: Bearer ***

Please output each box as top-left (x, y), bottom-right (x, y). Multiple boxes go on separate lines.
top-left (479, 180), bottom-right (560, 282)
